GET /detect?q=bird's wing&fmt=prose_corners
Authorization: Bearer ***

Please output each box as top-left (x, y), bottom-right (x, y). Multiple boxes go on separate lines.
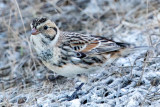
top-left (62, 32), bottom-right (131, 56)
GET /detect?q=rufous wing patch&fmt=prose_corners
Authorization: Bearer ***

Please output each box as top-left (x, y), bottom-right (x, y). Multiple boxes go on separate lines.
top-left (81, 41), bottom-right (99, 52)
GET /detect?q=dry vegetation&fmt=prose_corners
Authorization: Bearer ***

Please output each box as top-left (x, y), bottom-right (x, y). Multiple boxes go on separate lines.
top-left (0, 0), bottom-right (160, 106)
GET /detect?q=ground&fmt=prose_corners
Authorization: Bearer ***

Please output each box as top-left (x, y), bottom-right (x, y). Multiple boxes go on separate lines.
top-left (0, 0), bottom-right (160, 107)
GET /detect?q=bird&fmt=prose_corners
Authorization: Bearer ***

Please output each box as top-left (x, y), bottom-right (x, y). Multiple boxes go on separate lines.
top-left (30, 17), bottom-right (149, 100)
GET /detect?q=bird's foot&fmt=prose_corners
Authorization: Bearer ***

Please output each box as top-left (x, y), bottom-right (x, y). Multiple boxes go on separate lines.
top-left (62, 83), bottom-right (84, 101)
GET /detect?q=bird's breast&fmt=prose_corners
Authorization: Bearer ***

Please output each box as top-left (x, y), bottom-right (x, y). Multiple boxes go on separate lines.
top-left (38, 49), bottom-right (53, 62)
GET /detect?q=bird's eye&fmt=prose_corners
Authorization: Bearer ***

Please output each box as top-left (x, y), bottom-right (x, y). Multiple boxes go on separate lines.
top-left (43, 26), bottom-right (48, 30)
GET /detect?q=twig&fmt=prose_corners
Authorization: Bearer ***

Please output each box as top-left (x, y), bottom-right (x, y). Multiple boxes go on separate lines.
top-left (14, 0), bottom-right (26, 36)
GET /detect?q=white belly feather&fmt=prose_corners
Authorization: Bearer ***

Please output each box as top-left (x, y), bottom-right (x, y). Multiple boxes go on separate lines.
top-left (43, 62), bottom-right (100, 77)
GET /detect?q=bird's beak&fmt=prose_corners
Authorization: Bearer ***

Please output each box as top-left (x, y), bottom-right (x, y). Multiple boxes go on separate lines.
top-left (31, 28), bottom-right (39, 35)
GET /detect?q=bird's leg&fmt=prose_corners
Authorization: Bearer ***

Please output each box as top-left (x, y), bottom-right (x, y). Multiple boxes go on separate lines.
top-left (61, 74), bottom-right (87, 101)
top-left (66, 83), bottom-right (84, 101)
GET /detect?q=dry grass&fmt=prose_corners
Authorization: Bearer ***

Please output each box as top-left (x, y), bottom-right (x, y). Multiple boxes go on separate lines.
top-left (0, 0), bottom-right (160, 106)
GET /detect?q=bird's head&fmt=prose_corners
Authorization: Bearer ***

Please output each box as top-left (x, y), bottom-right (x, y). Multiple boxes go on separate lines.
top-left (30, 17), bottom-right (59, 41)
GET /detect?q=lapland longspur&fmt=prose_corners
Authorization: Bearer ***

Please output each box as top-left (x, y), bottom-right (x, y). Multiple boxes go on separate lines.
top-left (30, 17), bottom-right (148, 100)
top-left (30, 17), bottom-right (135, 77)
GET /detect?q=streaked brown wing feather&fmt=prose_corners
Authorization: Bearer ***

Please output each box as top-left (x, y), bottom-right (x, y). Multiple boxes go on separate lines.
top-left (70, 40), bottom-right (100, 52)
top-left (62, 32), bottom-right (130, 55)
top-left (81, 41), bottom-right (99, 52)
top-left (70, 39), bottom-right (127, 54)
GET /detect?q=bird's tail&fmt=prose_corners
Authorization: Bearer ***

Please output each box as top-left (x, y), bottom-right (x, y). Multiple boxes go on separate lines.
top-left (104, 46), bottom-right (152, 65)
top-left (133, 46), bottom-right (153, 50)
top-left (116, 42), bottom-right (152, 50)
top-left (119, 46), bottom-right (153, 57)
